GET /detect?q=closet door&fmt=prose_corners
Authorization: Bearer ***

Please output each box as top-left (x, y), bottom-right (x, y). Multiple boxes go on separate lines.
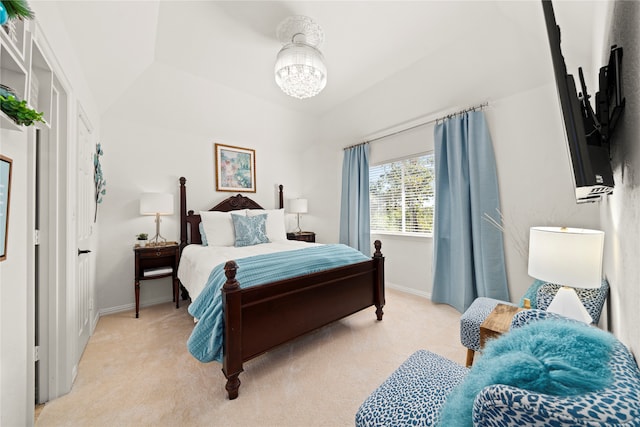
top-left (75, 106), bottom-right (94, 360)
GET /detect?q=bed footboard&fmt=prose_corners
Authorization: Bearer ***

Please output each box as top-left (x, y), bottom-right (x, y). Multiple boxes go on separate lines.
top-left (222, 240), bottom-right (385, 400)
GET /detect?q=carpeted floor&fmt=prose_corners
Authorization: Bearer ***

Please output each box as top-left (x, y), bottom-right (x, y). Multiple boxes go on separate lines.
top-left (36, 288), bottom-right (465, 427)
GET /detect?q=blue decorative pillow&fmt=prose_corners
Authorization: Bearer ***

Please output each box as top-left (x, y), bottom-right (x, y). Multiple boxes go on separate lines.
top-left (199, 222), bottom-right (208, 246)
top-left (438, 319), bottom-right (616, 427)
top-left (231, 213), bottom-right (270, 247)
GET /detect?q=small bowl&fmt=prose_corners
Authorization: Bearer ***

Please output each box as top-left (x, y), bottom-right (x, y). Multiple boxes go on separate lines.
top-left (0, 84), bottom-right (19, 100)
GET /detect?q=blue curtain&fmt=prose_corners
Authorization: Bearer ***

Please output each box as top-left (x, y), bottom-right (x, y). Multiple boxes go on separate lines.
top-left (432, 111), bottom-right (509, 312)
top-left (340, 144), bottom-right (370, 254)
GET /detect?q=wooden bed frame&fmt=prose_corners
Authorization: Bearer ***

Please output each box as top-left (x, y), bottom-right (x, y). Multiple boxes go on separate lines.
top-left (178, 177), bottom-right (385, 400)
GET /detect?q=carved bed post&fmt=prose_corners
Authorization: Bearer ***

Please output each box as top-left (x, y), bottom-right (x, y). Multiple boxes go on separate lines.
top-left (278, 184), bottom-right (284, 209)
top-left (179, 177), bottom-right (187, 252)
top-left (373, 240), bottom-right (385, 321)
top-left (221, 261), bottom-right (244, 400)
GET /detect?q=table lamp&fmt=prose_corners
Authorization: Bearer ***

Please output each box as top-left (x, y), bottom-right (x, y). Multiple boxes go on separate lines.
top-left (527, 226), bottom-right (604, 323)
top-left (139, 193), bottom-right (174, 244)
top-left (289, 198), bottom-right (308, 233)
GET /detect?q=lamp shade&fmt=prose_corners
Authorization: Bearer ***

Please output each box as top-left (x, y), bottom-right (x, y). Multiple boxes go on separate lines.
top-left (139, 193), bottom-right (174, 216)
top-left (289, 198), bottom-right (308, 214)
top-left (528, 226), bottom-right (604, 289)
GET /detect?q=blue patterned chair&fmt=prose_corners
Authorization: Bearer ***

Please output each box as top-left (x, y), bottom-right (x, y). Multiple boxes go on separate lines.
top-left (356, 309), bottom-right (640, 427)
top-left (459, 279), bottom-right (609, 366)
top-left (536, 280), bottom-right (609, 323)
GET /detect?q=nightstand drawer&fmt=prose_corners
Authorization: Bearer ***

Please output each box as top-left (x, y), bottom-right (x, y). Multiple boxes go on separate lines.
top-left (287, 232), bottom-right (315, 243)
top-left (138, 247), bottom-right (175, 259)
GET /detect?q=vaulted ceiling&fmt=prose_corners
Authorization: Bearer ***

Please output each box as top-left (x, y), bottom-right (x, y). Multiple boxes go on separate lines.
top-left (53, 1), bottom-right (599, 117)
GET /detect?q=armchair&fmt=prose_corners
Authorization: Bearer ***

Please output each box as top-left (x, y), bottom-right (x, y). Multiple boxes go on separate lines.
top-left (356, 309), bottom-right (640, 427)
top-left (473, 310), bottom-right (640, 426)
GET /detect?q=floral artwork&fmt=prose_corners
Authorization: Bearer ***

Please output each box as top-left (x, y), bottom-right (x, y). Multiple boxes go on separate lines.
top-left (214, 143), bottom-right (256, 193)
top-left (94, 143), bottom-right (106, 222)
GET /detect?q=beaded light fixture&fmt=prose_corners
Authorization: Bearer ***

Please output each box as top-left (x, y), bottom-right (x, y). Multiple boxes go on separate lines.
top-left (274, 16), bottom-right (327, 99)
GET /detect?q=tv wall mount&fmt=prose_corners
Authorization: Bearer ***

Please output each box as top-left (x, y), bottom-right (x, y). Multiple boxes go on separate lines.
top-left (577, 45), bottom-right (625, 154)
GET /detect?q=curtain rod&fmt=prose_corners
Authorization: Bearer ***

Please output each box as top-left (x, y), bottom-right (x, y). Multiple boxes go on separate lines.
top-left (343, 102), bottom-right (488, 150)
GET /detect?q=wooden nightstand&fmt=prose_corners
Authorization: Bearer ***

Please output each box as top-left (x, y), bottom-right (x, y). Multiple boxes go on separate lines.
top-left (133, 243), bottom-right (180, 318)
top-left (286, 232), bottom-right (316, 243)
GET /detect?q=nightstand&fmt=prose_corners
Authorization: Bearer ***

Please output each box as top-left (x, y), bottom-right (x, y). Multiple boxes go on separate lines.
top-left (286, 232), bottom-right (316, 243)
top-left (133, 243), bottom-right (180, 318)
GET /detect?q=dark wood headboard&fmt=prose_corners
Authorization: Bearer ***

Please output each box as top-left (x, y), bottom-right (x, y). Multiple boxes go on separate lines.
top-left (179, 177), bottom-right (284, 250)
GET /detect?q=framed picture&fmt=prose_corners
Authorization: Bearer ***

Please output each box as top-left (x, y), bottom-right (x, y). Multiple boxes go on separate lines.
top-left (214, 143), bottom-right (256, 193)
top-left (0, 155), bottom-right (12, 262)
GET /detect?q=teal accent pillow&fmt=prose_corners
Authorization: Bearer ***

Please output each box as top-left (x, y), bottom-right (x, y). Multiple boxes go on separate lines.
top-left (438, 319), bottom-right (616, 427)
top-left (231, 213), bottom-right (270, 247)
top-left (199, 222), bottom-right (208, 246)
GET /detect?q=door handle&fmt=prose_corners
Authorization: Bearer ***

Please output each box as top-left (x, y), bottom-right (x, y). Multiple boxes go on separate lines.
top-left (78, 249), bottom-right (92, 256)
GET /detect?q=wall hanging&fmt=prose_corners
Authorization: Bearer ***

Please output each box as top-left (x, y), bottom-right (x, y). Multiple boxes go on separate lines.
top-left (0, 154), bottom-right (12, 261)
top-left (94, 143), bottom-right (106, 221)
top-left (214, 143), bottom-right (256, 193)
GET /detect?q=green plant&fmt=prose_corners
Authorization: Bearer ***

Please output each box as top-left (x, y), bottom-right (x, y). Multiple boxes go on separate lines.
top-left (136, 233), bottom-right (148, 240)
top-left (2, 0), bottom-right (34, 20)
top-left (0, 95), bottom-right (44, 126)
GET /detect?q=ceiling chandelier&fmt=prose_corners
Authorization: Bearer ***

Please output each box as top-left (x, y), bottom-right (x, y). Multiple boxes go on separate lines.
top-left (274, 16), bottom-right (327, 99)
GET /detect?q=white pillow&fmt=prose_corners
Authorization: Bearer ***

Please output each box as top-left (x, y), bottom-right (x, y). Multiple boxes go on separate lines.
top-left (247, 208), bottom-right (287, 242)
top-left (199, 210), bottom-right (247, 246)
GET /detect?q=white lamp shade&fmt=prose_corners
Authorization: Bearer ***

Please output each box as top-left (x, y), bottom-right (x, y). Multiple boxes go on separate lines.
top-left (139, 193), bottom-right (174, 216)
top-left (528, 226), bottom-right (604, 289)
top-left (289, 198), bottom-right (308, 214)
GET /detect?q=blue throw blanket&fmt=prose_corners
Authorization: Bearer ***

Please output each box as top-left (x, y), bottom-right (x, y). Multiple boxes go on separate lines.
top-left (187, 244), bottom-right (370, 363)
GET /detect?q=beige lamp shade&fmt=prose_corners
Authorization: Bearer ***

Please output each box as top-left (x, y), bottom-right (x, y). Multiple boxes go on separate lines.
top-left (139, 193), bottom-right (174, 216)
top-left (289, 198), bottom-right (308, 214)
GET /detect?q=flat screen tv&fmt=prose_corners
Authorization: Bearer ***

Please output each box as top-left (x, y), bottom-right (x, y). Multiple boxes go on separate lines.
top-left (542, 0), bottom-right (624, 203)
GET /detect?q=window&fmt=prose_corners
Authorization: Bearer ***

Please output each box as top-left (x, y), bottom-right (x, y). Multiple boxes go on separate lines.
top-left (369, 153), bottom-right (435, 234)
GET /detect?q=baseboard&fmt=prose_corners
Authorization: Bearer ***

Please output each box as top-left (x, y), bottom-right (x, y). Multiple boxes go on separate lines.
top-left (386, 282), bottom-right (432, 300)
top-left (98, 296), bottom-right (174, 317)
top-left (91, 311), bottom-right (99, 335)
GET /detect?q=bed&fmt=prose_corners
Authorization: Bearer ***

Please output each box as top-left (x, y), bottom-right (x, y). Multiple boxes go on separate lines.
top-left (177, 177), bottom-right (385, 400)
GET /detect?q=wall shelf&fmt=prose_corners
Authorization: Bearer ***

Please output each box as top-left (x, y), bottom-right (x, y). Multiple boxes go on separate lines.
top-left (0, 20), bottom-right (53, 131)
top-left (0, 40), bottom-right (28, 99)
top-left (29, 38), bottom-right (53, 125)
top-left (0, 109), bottom-right (24, 132)
top-left (0, 19), bottom-right (27, 61)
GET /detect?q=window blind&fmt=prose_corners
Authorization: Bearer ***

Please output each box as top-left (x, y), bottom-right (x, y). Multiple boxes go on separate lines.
top-left (369, 153), bottom-right (435, 234)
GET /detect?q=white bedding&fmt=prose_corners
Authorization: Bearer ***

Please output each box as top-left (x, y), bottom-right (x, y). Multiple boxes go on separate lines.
top-left (178, 241), bottom-right (321, 302)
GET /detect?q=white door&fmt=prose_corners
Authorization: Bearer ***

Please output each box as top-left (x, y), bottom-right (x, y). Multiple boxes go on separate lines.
top-left (76, 109), bottom-right (94, 357)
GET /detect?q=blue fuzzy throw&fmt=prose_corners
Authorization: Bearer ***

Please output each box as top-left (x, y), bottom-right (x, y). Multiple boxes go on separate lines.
top-left (438, 319), bottom-right (616, 427)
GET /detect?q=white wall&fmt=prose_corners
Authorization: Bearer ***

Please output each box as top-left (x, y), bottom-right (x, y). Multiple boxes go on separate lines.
top-left (599, 0), bottom-right (640, 356)
top-left (0, 130), bottom-right (31, 427)
top-left (313, 69), bottom-right (599, 301)
top-left (487, 84), bottom-right (600, 297)
top-left (96, 61), bottom-right (319, 312)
